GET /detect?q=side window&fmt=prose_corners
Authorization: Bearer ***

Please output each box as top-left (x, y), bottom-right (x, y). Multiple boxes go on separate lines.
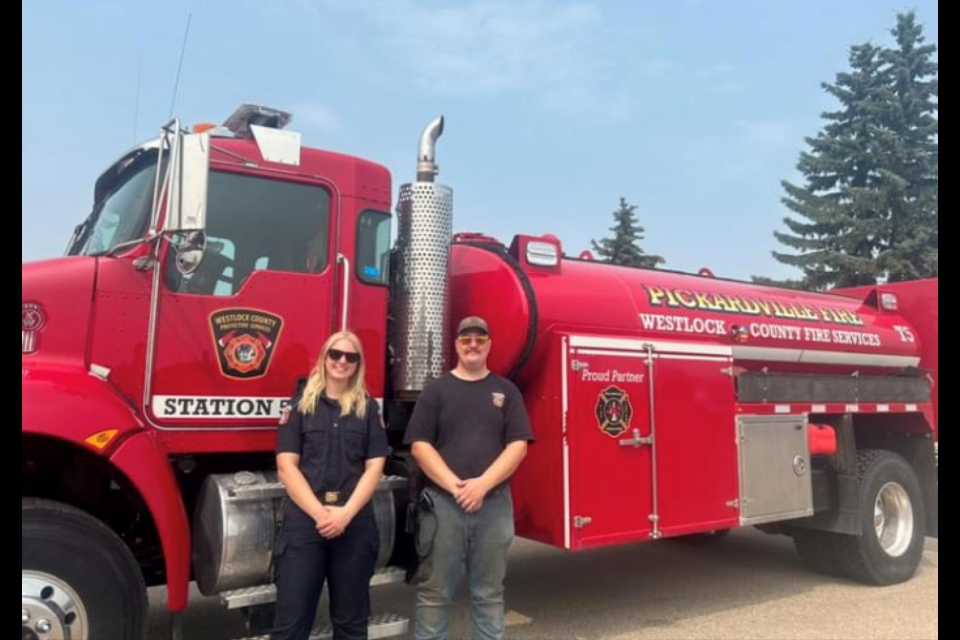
top-left (356, 211), bottom-right (391, 286)
top-left (166, 172), bottom-right (331, 296)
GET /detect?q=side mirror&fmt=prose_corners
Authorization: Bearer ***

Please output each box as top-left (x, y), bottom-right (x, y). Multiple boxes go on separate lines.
top-left (171, 231), bottom-right (207, 275)
top-left (164, 130), bottom-right (210, 233)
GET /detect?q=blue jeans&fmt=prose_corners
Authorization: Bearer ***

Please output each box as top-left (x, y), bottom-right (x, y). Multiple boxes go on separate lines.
top-left (414, 486), bottom-right (515, 640)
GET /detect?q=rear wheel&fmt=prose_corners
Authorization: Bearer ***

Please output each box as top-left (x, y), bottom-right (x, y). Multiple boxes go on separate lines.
top-left (791, 450), bottom-right (926, 585)
top-left (833, 451), bottom-right (926, 585)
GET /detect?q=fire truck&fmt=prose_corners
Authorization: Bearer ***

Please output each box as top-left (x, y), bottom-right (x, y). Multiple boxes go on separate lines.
top-left (22, 105), bottom-right (938, 640)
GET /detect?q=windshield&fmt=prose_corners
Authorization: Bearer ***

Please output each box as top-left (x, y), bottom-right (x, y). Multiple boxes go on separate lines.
top-left (69, 150), bottom-right (159, 256)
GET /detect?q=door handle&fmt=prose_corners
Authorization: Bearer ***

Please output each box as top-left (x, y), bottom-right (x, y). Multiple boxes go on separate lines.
top-left (620, 429), bottom-right (654, 448)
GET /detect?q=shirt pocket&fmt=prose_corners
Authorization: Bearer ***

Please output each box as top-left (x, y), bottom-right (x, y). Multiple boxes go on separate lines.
top-left (344, 425), bottom-right (368, 462)
top-left (301, 421), bottom-right (327, 461)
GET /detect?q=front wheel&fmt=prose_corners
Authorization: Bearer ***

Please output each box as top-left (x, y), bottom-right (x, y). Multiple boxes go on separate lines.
top-left (22, 498), bottom-right (148, 640)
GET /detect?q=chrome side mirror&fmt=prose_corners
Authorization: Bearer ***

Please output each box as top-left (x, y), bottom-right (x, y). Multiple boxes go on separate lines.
top-left (171, 231), bottom-right (207, 275)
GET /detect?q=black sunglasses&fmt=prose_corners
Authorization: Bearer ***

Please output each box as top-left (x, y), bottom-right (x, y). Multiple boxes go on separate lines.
top-left (327, 348), bottom-right (361, 364)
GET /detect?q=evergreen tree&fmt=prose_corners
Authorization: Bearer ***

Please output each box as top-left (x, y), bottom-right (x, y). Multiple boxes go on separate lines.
top-left (773, 12), bottom-right (937, 289)
top-left (591, 198), bottom-right (665, 269)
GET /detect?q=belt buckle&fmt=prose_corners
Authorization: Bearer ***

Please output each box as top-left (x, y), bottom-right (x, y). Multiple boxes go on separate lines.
top-left (324, 491), bottom-right (341, 505)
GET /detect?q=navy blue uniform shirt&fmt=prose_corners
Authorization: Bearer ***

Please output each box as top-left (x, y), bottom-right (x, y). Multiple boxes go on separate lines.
top-left (277, 394), bottom-right (391, 504)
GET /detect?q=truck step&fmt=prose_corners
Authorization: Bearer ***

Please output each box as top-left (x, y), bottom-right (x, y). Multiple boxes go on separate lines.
top-left (222, 584), bottom-right (277, 610)
top-left (234, 613), bottom-right (410, 640)
top-left (314, 614), bottom-right (410, 640)
top-left (371, 565), bottom-right (407, 587)
top-left (222, 567), bottom-right (407, 610)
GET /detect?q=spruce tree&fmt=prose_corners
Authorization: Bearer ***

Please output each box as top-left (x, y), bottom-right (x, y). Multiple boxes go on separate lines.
top-left (774, 12), bottom-right (937, 289)
top-left (591, 198), bottom-right (665, 268)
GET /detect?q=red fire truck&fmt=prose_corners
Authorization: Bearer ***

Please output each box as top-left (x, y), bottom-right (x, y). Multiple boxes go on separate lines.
top-left (22, 105), bottom-right (938, 640)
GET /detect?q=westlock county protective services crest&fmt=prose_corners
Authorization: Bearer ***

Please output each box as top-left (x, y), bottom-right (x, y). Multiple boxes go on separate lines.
top-left (210, 310), bottom-right (283, 380)
top-left (595, 386), bottom-right (633, 438)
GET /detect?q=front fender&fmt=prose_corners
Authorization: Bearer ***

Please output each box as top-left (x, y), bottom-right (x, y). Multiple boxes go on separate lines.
top-left (23, 367), bottom-right (191, 612)
top-left (111, 432), bottom-right (192, 612)
top-left (23, 366), bottom-right (144, 451)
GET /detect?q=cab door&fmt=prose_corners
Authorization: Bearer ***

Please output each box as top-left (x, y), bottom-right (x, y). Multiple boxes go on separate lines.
top-left (147, 168), bottom-right (338, 429)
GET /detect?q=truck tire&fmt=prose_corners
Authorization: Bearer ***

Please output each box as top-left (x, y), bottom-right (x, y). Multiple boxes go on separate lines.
top-left (830, 450), bottom-right (927, 585)
top-left (22, 498), bottom-right (147, 640)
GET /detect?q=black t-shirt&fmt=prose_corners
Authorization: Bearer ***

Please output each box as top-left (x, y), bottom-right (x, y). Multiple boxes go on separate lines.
top-left (403, 372), bottom-right (534, 490)
top-left (277, 394), bottom-right (391, 500)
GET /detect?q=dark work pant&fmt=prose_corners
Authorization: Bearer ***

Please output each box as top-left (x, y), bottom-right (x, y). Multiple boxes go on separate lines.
top-left (271, 508), bottom-right (380, 640)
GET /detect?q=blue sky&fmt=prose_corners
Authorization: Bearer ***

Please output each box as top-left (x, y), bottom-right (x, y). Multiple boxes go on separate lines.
top-left (22, 0), bottom-right (937, 280)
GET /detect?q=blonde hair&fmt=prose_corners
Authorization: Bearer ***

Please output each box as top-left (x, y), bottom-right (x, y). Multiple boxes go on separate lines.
top-left (298, 331), bottom-right (369, 419)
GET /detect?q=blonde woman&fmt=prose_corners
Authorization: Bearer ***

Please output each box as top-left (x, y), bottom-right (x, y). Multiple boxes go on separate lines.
top-left (271, 331), bottom-right (390, 640)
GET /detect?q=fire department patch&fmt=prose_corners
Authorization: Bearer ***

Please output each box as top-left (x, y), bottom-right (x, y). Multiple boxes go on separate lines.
top-left (210, 309), bottom-right (283, 380)
top-left (595, 386), bottom-right (633, 438)
top-left (492, 392), bottom-right (506, 409)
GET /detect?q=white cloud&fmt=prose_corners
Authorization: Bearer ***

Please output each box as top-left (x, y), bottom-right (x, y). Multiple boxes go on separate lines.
top-left (301, 0), bottom-right (642, 120)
